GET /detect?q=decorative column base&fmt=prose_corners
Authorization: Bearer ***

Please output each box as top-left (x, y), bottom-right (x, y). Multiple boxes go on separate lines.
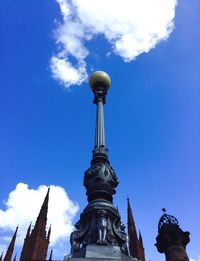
top-left (64, 245), bottom-right (139, 261)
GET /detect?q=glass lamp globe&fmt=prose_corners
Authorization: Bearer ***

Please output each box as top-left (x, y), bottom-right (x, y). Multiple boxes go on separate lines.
top-left (89, 71), bottom-right (111, 91)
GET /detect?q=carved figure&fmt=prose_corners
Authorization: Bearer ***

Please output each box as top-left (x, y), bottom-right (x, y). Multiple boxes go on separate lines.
top-left (70, 221), bottom-right (84, 254)
top-left (124, 234), bottom-right (131, 256)
top-left (113, 219), bottom-right (127, 242)
top-left (96, 210), bottom-right (108, 244)
top-left (114, 221), bottom-right (130, 255)
top-left (70, 231), bottom-right (81, 254)
top-left (121, 234), bottom-right (130, 256)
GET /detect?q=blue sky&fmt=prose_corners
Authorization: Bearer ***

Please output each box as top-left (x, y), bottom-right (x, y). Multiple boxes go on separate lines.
top-left (0, 0), bottom-right (200, 260)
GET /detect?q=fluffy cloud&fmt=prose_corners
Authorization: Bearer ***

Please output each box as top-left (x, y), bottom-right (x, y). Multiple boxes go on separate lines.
top-left (0, 183), bottom-right (79, 255)
top-left (50, 0), bottom-right (177, 88)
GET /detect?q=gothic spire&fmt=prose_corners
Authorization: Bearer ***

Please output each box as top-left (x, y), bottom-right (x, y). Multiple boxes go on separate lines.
top-left (12, 254), bottom-right (17, 261)
top-left (48, 250), bottom-right (53, 261)
top-left (138, 230), bottom-right (144, 251)
top-left (25, 223), bottom-right (31, 238)
top-left (20, 188), bottom-right (50, 261)
top-left (127, 198), bottom-right (140, 258)
top-left (47, 225), bottom-right (51, 241)
top-left (3, 226), bottom-right (18, 261)
top-left (33, 187), bottom-right (50, 236)
top-left (138, 230), bottom-right (145, 261)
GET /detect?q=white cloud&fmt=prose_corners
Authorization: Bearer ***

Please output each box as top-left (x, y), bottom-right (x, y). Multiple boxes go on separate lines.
top-left (190, 257), bottom-right (200, 261)
top-left (51, 56), bottom-right (87, 87)
top-left (0, 244), bottom-right (7, 255)
top-left (0, 183), bottom-right (79, 256)
top-left (51, 0), bottom-right (177, 88)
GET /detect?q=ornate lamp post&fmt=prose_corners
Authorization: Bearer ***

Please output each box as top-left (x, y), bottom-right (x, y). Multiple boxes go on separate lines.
top-left (85, 71), bottom-right (118, 203)
top-left (65, 71), bottom-right (136, 260)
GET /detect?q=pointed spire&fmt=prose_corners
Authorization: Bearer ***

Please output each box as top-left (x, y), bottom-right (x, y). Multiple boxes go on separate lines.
top-left (4, 226), bottom-right (18, 261)
top-left (12, 254), bottom-right (17, 261)
top-left (0, 252), bottom-right (3, 261)
top-left (20, 188), bottom-right (50, 261)
top-left (33, 187), bottom-right (50, 236)
top-left (25, 222), bottom-right (31, 238)
top-left (40, 187), bottom-right (50, 214)
top-left (127, 198), bottom-right (140, 258)
top-left (48, 250), bottom-right (53, 261)
top-left (139, 230), bottom-right (143, 247)
top-left (40, 187), bottom-right (50, 216)
top-left (47, 225), bottom-right (51, 241)
top-left (138, 230), bottom-right (145, 261)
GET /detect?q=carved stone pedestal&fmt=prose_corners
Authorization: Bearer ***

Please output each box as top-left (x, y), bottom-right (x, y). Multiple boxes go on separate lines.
top-left (69, 199), bottom-right (131, 258)
top-left (64, 245), bottom-right (138, 261)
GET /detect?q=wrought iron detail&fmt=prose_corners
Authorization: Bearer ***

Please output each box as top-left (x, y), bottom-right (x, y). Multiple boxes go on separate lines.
top-left (155, 209), bottom-right (190, 257)
top-left (70, 220), bottom-right (89, 254)
top-left (84, 160), bottom-right (119, 202)
top-left (158, 209), bottom-right (179, 232)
